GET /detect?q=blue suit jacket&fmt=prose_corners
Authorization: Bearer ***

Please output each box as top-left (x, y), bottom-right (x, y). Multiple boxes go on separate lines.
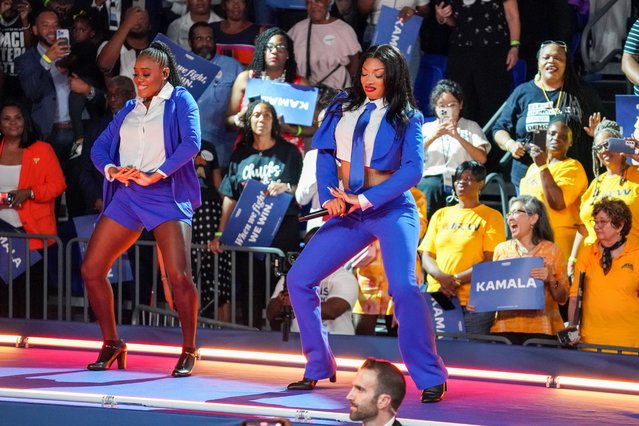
top-left (15, 48), bottom-right (56, 139)
top-left (91, 86), bottom-right (202, 214)
top-left (312, 95), bottom-right (424, 208)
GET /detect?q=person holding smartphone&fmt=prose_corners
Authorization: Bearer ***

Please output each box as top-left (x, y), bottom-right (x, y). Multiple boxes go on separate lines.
top-left (418, 79), bottom-right (490, 219)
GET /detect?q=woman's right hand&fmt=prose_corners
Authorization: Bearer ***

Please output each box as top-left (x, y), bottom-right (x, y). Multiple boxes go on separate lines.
top-left (324, 197), bottom-right (346, 216)
top-left (435, 2), bottom-right (453, 23)
top-left (436, 273), bottom-right (458, 298)
top-left (506, 139), bottom-right (526, 159)
top-left (208, 237), bottom-right (223, 254)
top-left (108, 166), bottom-right (140, 186)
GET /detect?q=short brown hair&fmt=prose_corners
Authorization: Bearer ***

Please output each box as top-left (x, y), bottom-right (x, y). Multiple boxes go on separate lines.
top-left (592, 197), bottom-right (632, 238)
top-left (360, 357), bottom-right (406, 411)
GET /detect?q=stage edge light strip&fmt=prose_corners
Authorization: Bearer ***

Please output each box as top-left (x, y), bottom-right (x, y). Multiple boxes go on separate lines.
top-left (0, 388), bottom-right (469, 426)
top-left (3, 335), bottom-right (638, 393)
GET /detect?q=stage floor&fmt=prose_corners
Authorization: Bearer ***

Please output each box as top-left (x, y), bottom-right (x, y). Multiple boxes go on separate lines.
top-left (1, 345), bottom-right (639, 425)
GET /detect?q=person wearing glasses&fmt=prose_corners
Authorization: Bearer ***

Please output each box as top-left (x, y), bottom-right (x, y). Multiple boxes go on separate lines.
top-left (568, 198), bottom-right (639, 348)
top-left (490, 195), bottom-right (569, 345)
top-left (419, 161), bottom-right (506, 334)
top-left (226, 27), bottom-right (313, 153)
top-left (493, 40), bottom-right (602, 193)
top-left (518, 114), bottom-right (588, 260)
top-left (569, 120), bottom-right (639, 273)
top-left (419, 79), bottom-right (491, 219)
top-left (285, 44), bottom-right (448, 403)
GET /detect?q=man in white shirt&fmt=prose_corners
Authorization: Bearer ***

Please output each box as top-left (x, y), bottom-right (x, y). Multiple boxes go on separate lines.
top-left (347, 358), bottom-right (406, 426)
top-left (167, 0), bottom-right (222, 49)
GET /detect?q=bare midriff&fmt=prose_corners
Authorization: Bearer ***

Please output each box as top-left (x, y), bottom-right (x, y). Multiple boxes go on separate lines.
top-left (340, 160), bottom-right (394, 190)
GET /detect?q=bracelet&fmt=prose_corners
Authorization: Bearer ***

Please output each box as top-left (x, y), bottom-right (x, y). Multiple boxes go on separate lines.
top-left (505, 139), bottom-right (517, 151)
top-left (510, 40), bottom-right (521, 48)
top-left (538, 164), bottom-right (549, 172)
top-left (568, 256), bottom-right (577, 264)
top-left (42, 54), bottom-right (52, 64)
top-left (295, 125), bottom-right (303, 137)
top-left (437, 17), bottom-right (446, 25)
top-left (30, 189), bottom-right (35, 200)
top-left (286, 182), bottom-right (292, 193)
top-left (214, 231), bottom-right (223, 237)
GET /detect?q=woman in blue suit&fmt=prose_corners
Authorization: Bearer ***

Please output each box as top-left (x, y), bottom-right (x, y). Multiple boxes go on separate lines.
top-left (81, 41), bottom-right (201, 377)
top-left (286, 44), bottom-right (449, 403)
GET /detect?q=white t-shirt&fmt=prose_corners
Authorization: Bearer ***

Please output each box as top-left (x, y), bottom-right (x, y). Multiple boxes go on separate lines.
top-left (166, 11), bottom-right (222, 49)
top-left (422, 117), bottom-right (491, 184)
top-left (271, 268), bottom-right (359, 335)
top-left (97, 40), bottom-right (138, 80)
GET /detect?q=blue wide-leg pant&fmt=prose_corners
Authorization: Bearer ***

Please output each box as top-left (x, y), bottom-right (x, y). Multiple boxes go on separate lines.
top-left (287, 192), bottom-right (448, 389)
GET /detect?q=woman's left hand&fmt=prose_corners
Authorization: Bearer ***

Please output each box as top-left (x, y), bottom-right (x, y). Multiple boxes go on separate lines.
top-left (130, 172), bottom-right (163, 187)
top-left (8, 189), bottom-right (32, 208)
top-left (398, 6), bottom-right (417, 22)
top-left (266, 182), bottom-right (290, 197)
top-left (506, 47), bottom-right (519, 71)
top-left (528, 144), bottom-right (547, 166)
top-left (530, 266), bottom-right (549, 282)
top-left (328, 186), bottom-right (360, 214)
top-left (584, 112), bottom-right (603, 138)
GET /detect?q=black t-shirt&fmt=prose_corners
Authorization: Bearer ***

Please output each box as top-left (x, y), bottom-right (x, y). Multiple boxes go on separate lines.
top-left (195, 140), bottom-right (221, 202)
top-left (0, 16), bottom-right (27, 77)
top-left (220, 139), bottom-right (303, 215)
top-left (451, 0), bottom-right (510, 48)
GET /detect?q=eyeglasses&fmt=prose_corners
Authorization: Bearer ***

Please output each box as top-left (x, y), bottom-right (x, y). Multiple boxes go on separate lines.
top-left (593, 142), bottom-right (608, 153)
top-left (265, 43), bottom-right (287, 53)
top-left (506, 209), bottom-right (528, 218)
top-left (540, 40), bottom-right (568, 52)
top-left (590, 219), bottom-right (611, 228)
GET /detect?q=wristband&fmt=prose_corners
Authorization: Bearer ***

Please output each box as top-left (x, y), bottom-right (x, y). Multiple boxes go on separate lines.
top-left (510, 40), bottom-right (521, 48)
top-left (505, 139), bottom-right (517, 152)
top-left (42, 54), bottom-right (52, 64)
top-left (568, 256), bottom-right (577, 264)
top-left (30, 189), bottom-right (35, 200)
top-left (295, 125), bottom-right (303, 137)
top-left (286, 182), bottom-right (292, 193)
top-left (214, 231), bottom-right (223, 237)
top-left (538, 164), bottom-right (549, 172)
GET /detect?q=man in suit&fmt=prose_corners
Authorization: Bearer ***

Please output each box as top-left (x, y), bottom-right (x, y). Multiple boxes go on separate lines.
top-left (347, 358), bottom-right (406, 426)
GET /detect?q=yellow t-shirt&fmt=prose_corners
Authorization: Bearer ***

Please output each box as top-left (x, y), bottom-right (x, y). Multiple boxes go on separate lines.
top-left (519, 158), bottom-right (587, 258)
top-left (579, 167), bottom-right (639, 246)
top-left (573, 240), bottom-right (639, 348)
top-left (418, 204), bottom-right (506, 305)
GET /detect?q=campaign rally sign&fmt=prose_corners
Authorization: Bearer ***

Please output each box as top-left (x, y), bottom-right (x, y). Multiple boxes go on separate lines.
top-left (265, 0), bottom-right (305, 9)
top-left (469, 257), bottom-right (545, 312)
top-left (0, 220), bottom-right (42, 284)
top-left (616, 95), bottom-right (639, 137)
top-left (73, 215), bottom-right (133, 284)
top-left (424, 292), bottom-right (465, 334)
top-left (244, 79), bottom-right (318, 126)
top-left (220, 179), bottom-right (292, 248)
top-left (154, 33), bottom-right (221, 101)
top-left (372, 6), bottom-right (423, 63)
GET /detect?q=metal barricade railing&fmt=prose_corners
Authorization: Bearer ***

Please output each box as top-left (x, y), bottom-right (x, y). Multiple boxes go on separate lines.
top-left (0, 232), bottom-right (63, 320)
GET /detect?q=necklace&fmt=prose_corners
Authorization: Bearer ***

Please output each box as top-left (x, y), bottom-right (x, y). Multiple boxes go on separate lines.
top-left (539, 79), bottom-right (564, 115)
top-left (514, 240), bottom-right (535, 258)
top-left (260, 70), bottom-right (286, 82)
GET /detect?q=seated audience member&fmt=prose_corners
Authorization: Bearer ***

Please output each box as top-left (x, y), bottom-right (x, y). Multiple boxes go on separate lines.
top-left (491, 195), bottom-right (569, 345)
top-left (519, 114), bottom-right (588, 260)
top-left (97, 6), bottom-right (151, 80)
top-left (188, 21), bottom-right (243, 170)
top-left (419, 161), bottom-right (505, 334)
top-left (569, 198), bottom-right (639, 348)
top-left (267, 227), bottom-right (359, 335)
top-left (347, 357), bottom-right (407, 425)
top-left (354, 187), bottom-right (427, 336)
top-left (167, 0), bottom-right (222, 49)
top-left (571, 120), bottom-right (639, 266)
top-left (212, 0), bottom-right (263, 67)
top-left (288, 0), bottom-right (361, 90)
top-left (418, 79), bottom-right (491, 219)
top-left (226, 27), bottom-right (314, 153)
top-left (0, 100), bottom-right (66, 318)
top-left (209, 100), bottom-right (303, 327)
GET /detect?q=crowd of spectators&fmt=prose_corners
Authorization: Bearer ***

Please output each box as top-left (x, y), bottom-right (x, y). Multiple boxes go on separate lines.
top-left (1, 0), bottom-right (639, 351)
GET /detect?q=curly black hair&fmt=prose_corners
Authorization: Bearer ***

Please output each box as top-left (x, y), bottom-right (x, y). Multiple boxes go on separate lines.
top-left (139, 40), bottom-right (183, 88)
top-left (247, 27), bottom-right (298, 82)
top-left (239, 100), bottom-right (282, 148)
top-left (337, 44), bottom-right (416, 136)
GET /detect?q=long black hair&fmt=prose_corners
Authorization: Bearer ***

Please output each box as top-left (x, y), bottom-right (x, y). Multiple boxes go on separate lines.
top-left (139, 40), bottom-right (183, 88)
top-left (239, 100), bottom-right (282, 148)
top-left (0, 99), bottom-right (38, 148)
top-left (339, 44), bottom-right (416, 135)
top-left (247, 27), bottom-right (298, 82)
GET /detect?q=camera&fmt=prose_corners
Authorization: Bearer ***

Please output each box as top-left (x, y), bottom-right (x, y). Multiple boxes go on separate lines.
top-left (272, 252), bottom-right (299, 342)
top-left (0, 192), bottom-right (15, 205)
top-left (273, 252), bottom-right (299, 278)
top-left (557, 325), bottom-right (580, 346)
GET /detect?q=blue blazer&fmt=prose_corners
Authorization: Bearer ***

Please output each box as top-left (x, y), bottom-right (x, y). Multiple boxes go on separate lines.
top-left (312, 95), bottom-right (424, 208)
top-left (91, 86), bottom-right (202, 214)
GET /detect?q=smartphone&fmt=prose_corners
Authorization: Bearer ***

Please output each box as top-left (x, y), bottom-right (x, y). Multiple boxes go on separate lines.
top-left (607, 137), bottom-right (636, 154)
top-left (437, 106), bottom-right (452, 123)
top-left (430, 291), bottom-right (455, 311)
top-left (56, 28), bottom-right (70, 45)
top-left (532, 130), bottom-right (546, 151)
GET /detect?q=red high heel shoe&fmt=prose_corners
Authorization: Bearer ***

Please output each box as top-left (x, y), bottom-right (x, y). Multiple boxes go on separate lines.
top-left (287, 373), bottom-right (336, 390)
top-left (87, 339), bottom-right (127, 371)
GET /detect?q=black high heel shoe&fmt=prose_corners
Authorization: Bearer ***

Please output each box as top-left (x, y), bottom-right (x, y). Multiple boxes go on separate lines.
top-left (87, 339), bottom-right (127, 371)
top-left (171, 349), bottom-right (199, 377)
top-left (287, 373), bottom-right (336, 390)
